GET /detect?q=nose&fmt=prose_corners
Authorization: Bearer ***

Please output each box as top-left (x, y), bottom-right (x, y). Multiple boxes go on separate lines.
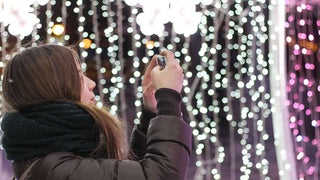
top-left (89, 79), bottom-right (96, 90)
top-left (85, 76), bottom-right (96, 90)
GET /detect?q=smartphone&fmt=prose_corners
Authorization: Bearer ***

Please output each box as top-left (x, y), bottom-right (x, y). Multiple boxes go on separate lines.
top-left (156, 56), bottom-right (166, 68)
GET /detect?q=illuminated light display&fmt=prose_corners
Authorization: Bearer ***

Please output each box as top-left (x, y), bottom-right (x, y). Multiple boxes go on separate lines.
top-left (0, 0), bottom-right (319, 179)
top-left (285, 1), bottom-right (320, 179)
top-left (80, 38), bottom-right (92, 49)
top-left (52, 24), bottom-right (65, 36)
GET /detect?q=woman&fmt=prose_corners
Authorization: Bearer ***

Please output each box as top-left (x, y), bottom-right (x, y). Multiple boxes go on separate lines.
top-left (1, 44), bottom-right (192, 180)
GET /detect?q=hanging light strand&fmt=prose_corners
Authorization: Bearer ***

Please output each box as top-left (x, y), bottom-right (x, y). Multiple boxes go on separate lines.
top-left (31, 2), bottom-right (40, 46)
top-left (46, 0), bottom-right (53, 43)
top-left (285, 2), bottom-right (320, 178)
top-left (102, 0), bottom-right (118, 114)
top-left (115, 0), bottom-right (127, 119)
top-left (128, 6), bottom-right (143, 125)
top-left (77, 0), bottom-right (86, 63)
top-left (90, 0), bottom-right (106, 109)
top-left (61, 0), bottom-right (67, 42)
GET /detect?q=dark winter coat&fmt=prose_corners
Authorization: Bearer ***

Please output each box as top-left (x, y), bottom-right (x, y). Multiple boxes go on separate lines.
top-left (2, 88), bottom-right (192, 180)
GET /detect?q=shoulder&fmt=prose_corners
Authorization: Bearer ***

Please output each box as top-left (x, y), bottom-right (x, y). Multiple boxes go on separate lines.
top-left (28, 152), bottom-right (146, 180)
top-left (28, 152), bottom-right (114, 180)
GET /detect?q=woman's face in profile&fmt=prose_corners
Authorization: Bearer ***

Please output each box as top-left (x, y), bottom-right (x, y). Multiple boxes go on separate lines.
top-left (76, 61), bottom-right (96, 106)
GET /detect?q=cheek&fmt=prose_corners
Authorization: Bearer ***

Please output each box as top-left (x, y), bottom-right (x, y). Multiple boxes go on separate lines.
top-left (80, 76), bottom-right (96, 105)
top-left (80, 86), bottom-right (91, 103)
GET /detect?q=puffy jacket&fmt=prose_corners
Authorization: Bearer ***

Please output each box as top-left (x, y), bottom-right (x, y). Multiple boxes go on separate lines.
top-left (11, 89), bottom-right (192, 180)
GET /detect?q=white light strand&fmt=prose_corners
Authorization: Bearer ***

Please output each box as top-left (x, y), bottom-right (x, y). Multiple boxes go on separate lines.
top-left (0, 19), bottom-right (7, 64)
top-left (61, 0), bottom-right (67, 42)
top-left (91, 0), bottom-right (105, 108)
top-left (128, 6), bottom-right (142, 125)
top-left (102, 0), bottom-right (118, 114)
top-left (31, 2), bottom-right (40, 46)
top-left (116, 0), bottom-right (127, 119)
top-left (269, 0), bottom-right (297, 179)
top-left (77, 0), bottom-right (85, 63)
top-left (46, 0), bottom-right (53, 43)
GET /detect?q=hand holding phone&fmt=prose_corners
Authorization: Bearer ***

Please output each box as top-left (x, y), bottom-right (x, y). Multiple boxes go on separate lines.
top-left (152, 51), bottom-right (183, 93)
top-left (156, 56), bottom-right (166, 68)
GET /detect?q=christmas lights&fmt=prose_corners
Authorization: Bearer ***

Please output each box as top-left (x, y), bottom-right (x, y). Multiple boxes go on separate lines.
top-left (285, 1), bottom-right (320, 179)
top-left (1, 0), bottom-right (319, 180)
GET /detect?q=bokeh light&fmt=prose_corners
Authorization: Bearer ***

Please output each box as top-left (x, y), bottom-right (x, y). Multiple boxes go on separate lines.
top-left (52, 24), bottom-right (65, 36)
top-left (0, 0), bottom-right (319, 179)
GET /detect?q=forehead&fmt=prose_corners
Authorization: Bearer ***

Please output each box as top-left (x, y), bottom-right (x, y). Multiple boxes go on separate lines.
top-left (71, 53), bottom-right (82, 70)
top-left (75, 60), bottom-right (81, 69)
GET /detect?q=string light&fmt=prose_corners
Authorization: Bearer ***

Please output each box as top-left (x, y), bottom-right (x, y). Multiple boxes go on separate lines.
top-left (285, 2), bottom-right (320, 179)
top-left (126, 0), bottom-right (201, 37)
top-left (52, 24), bottom-right (65, 36)
top-left (79, 38), bottom-right (92, 49)
top-left (126, 10), bottom-right (142, 125)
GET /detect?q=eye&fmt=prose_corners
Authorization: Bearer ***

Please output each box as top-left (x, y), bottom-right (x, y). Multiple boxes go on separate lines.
top-left (78, 70), bottom-right (84, 83)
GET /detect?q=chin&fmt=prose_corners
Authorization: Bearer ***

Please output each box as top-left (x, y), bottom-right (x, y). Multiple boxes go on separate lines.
top-left (89, 100), bottom-right (96, 106)
top-left (81, 99), bottom-right (95, 106)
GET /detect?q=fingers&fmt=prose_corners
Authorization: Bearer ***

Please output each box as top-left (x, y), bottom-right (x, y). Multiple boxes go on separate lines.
top-left (144, 55), bottom-right (157, 75)
top-left (142, 82), bottom-right (153, 94)
top-left (160, 50), bottom-right (175, 65)
top-left (159, 50), bottom-right (174, 58)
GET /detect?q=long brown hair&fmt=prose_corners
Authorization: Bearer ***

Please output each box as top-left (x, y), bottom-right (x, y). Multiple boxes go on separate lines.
top-left (2, 44), bottom-right (127, 159)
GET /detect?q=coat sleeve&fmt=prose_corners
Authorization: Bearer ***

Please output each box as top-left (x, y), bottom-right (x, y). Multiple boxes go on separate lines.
top-left (129, 107), bottom-right (156, 160)
top-left (130, 88), bottom-right (185, 161)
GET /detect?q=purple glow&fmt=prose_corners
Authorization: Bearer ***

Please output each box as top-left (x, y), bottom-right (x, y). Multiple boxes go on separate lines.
top-left (286, 3), bottom-right (320, 178)
top-left (307, 91), bottom-right (312, 97)
top-left (298, 32), bottom-right (306, 39)
top-left (288, 15), bottom-right (294, 22)
top-left (307, 167), bottom-right (315, 175)
top-left (289, 79), bottom-right (295, 85)
top-left (305, 63), bottom-right (315, 70)
top-left (289, 122), bottom-right (296, 128)
top-left (294, 64), bottom-right (301, 70)
top-left (312, 139), bottom-right (318, 145)
top-left (303, 156), bottom-right (309, 164)
top-left (305, 109), bottom-right (311, 115)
